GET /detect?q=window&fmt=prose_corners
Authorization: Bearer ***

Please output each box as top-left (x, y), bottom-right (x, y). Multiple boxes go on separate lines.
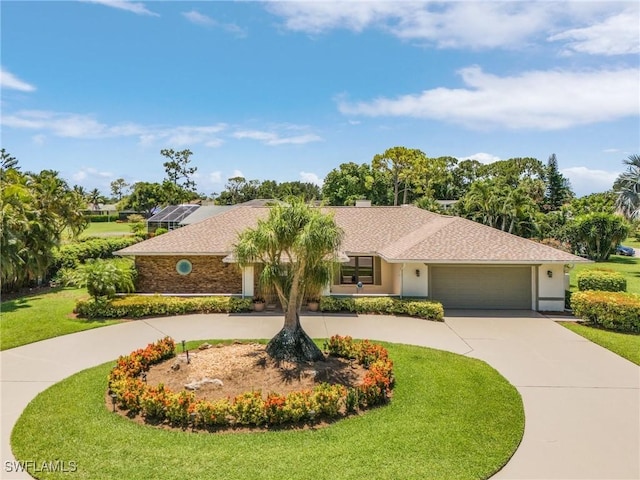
top-left (176, 259), bottom-right (192, 275)
top-left (341, 256), bottom-right (375, 285)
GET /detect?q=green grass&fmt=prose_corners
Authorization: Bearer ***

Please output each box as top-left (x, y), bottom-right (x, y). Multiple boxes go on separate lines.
top-left (12, 342), bottom-right (524, 480)
top-left (560, 322), bottom-right (640, 365)
top-left (0, 288), bottom-right (121, 351)
top-left (80, 221), bottom-right (133, 238)
top-left (569, 245), bottom-right (640, 295)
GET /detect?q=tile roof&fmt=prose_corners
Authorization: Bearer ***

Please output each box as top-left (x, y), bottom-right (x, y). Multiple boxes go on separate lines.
top-left (116, 205), bottom-right (589, 264)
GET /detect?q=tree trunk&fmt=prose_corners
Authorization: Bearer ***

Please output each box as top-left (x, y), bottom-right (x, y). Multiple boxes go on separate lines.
top-left (266, 312), bottom-right (324, 363)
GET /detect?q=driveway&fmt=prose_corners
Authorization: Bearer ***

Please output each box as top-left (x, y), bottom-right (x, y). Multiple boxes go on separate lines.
top-left (1, 312), bottom-right (639, 479)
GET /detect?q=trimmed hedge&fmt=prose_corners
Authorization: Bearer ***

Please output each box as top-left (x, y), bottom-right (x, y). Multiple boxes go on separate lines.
top-left (577, 269), bottom-right (627, 292)
top-left (320, 296), bottom-right (444, 321)
top-left (571, 290), bottom-right (640, 333)
top-left (75, 295), bottom-right (253, 318)
top-left (52, 237), bottom-right (142, 271)
top-left (108, 336), bottom-right (394, 429)
top-left (84, 215), bottom-right (116, 222)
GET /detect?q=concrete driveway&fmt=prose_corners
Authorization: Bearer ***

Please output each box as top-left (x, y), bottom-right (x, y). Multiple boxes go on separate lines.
top-left (1, 311), bottom-right (639, 479)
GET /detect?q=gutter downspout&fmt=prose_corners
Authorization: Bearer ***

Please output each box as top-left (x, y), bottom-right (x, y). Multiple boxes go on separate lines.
top-left (400, 263), bottom-right (405, 299)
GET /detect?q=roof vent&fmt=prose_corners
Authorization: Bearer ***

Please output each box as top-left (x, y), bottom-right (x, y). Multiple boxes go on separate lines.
top-left (355, 200), bottom-right (371, 207)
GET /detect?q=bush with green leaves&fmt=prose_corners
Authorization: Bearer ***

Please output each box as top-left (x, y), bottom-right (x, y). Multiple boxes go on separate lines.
top-left (75, 295), bottom-right (253, 318)
top-left (127, 214), bottom-right (146, 236)
top-left (571, 290), bottom-right (640, 333)
top-left (154, 227), bottom-right (168, 235)
top-left (85, 215), bottom-right (114, 223)
top-left (52, 236), bottom-right (141, 271)
top-left (319, 296), bottom-right (444, 321)
top-left (70, 258), bottom-right (136, 300)
top-left (577, 269), bottom-right (627, 292)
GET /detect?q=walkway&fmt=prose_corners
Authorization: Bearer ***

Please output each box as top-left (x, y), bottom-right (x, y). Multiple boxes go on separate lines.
top-left (1, 312), bottom-right (639, 479)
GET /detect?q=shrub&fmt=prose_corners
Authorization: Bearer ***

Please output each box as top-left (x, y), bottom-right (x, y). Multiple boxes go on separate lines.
top-left (75, 295), bottom-right (254, 318)
top-left (69, 259), bottom-right (136, 300)
top-left (577, 269), bottom-right (627, 292)
top-left (231, 391), bottom-right (266, 426)
top-left (84, 215), bottom-right (114, 223)
top-left (154, 227), bottom-right (168, 236)
top-left (571, 291), bottom-right (640, 333)
top-left (109, 336), bottom-right (394, 430)
top-left (52, 237), bottom-right (141, 271)
top-left (319, 296), bottom-right (444, 321)
top-left (190, 399), bottom-right (231, 428)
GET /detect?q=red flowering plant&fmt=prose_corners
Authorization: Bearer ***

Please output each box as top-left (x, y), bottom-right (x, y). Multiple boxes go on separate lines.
top-left (108, 335), bottom-right (394, 430)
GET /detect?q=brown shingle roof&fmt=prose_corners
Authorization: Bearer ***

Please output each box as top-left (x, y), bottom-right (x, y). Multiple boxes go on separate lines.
top-left (116, 205), bottom-right (588, 264)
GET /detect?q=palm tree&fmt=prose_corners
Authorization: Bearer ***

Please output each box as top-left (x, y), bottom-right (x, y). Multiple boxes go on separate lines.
top-left (234, 199), bottom-right (344, 362)
top-left (614, 154), bottom-right (640, 221)
top-left (86, 188), bottom-right (104, 211)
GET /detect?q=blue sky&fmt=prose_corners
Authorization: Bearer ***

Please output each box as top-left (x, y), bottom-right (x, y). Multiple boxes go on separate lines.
top-left (2, 1), bottom-right (639, 198)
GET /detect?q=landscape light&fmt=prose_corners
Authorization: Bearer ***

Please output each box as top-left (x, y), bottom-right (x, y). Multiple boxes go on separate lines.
top-left (110, 393), bottom-right (117, 412)
top-left (181, 340), bottom-right (186, 352)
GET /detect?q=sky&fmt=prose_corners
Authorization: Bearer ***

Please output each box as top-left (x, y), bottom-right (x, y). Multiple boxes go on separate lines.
top-left (1, 1), bottom-right (639, 198)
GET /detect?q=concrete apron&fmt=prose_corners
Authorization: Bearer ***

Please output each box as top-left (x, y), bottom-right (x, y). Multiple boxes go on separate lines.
top-left (1, 312), bottom-right (639, 479)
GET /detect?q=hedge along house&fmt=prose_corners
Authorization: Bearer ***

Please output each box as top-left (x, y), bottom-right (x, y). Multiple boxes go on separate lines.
top-left (116, 204), bottom-right (590, 311)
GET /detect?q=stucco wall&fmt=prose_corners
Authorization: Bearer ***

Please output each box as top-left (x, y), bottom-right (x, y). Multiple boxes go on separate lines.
top-left (537, 263), bottom-right (565, 311)
top-left (135, 256), bottom-right (242, 294)
top-left (401, 263), bottom-right (429, 297)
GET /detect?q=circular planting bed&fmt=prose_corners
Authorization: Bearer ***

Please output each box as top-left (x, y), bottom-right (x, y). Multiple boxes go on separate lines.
top-left (106, 336), bottom-right (394, 431)
top-left (12, 340), bottom-right (524, 480)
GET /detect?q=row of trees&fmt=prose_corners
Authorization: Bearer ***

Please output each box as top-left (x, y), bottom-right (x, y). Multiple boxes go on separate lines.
top-left (1, 149), bottom-right (87, 291)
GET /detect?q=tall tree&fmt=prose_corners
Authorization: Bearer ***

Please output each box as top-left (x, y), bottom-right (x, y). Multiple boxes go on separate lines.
top-left (1, 148), bottom-right (19, 170)
top-left (565, 213), bottom-right (629, 261)
top-left (372, 146), bottom-right (427, 205)
top-left (161, 148), bottom-right (197, 195)
top-left (543, 154), bottom-right (573, 212)
top-left (322, 162), bottom-right (390, 206)
top-left (1, 162), bottom-right (86, 291)
top-left (234, 200), bottom-right (343, 362)
top-left (614, 154), bottom-right (640, 221)
top-left (110, 178), bottom-right (130, 201)
top-left (122, 182), bottom-right (166, 216)
top-left (86, 188), bottom-right (104, 211)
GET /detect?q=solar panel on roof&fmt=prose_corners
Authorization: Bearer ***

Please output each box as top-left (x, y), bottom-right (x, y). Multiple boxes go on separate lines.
top-left (148, 205), bottom-right (200, 223)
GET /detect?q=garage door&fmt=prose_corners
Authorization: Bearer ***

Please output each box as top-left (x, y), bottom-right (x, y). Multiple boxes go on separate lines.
top-left (430, 266), bottom-right (532, 309)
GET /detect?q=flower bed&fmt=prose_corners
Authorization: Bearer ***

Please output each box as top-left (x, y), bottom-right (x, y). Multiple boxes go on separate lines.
top-left (108, 336), bottom-right (394, 430)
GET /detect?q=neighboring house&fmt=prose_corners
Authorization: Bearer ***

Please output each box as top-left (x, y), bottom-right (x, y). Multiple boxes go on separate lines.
top-left (146, 205), bottom-right (200, 233)
top-left (84, 203), bottom-right (118, 216)
top-left (116, 204), bottom-right (590, 311)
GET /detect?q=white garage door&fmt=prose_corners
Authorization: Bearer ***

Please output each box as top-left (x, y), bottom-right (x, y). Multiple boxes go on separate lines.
top-left (430, 266), bottom-right (532, 309)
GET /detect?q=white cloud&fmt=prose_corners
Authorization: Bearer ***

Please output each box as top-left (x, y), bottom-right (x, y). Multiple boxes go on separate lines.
top-left (182, 10), bottom-right (247, 37)
top-left (268, 2), bottom-right (637, 54)
top-left (1, 110), bottom-right (227, 146)
top-left (72, 167), bottom-right (114, 183)
top-left (32, 134), bottom-right (46, 145)
top-left (549, 9), bottom-right (640, 56)
top-left (182, 10), bottom-right (216, 27)
top-left (1, 67), bottom-right (36, 92)
top-left (231, 169), bottom-right (244, 179)
top-left (233, 129), bottom-right (322, 146)
top-left (458, 153), bottom-right (501, 164)
top-left (561, 166), bottom-right (620, 197)
top-left (300, 171), bottom-right (322, 186)
top-left (82, 0), bottom-right (158, 17)
top-left (338, 66), bottom-right (639, 130)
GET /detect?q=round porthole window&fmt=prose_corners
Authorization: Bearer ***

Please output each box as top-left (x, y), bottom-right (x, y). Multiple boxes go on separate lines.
top-left (176, 259), bottom-right (192, 275)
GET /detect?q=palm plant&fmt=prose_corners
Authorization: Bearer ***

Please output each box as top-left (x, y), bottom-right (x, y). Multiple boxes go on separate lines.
top-left (234, 199), bottom-right (343, 362)
top-left (614, 154), bottom-right (640, 221)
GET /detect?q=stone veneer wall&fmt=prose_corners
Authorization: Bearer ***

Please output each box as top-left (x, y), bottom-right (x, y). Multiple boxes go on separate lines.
top-left (135, 256), bottom-right (242, 294)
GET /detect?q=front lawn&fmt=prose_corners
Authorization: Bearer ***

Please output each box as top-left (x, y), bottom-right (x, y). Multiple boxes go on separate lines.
top-left (0, 288), bottom-right (121, 351)
top-left (560, 322), bottom-right (640, 365)
top-left (80, 221), bottom-right (133, 238)
top-left (12, 341), bottom-right (524, 480)
top-left (570, 255), bottom-right (640, 294)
